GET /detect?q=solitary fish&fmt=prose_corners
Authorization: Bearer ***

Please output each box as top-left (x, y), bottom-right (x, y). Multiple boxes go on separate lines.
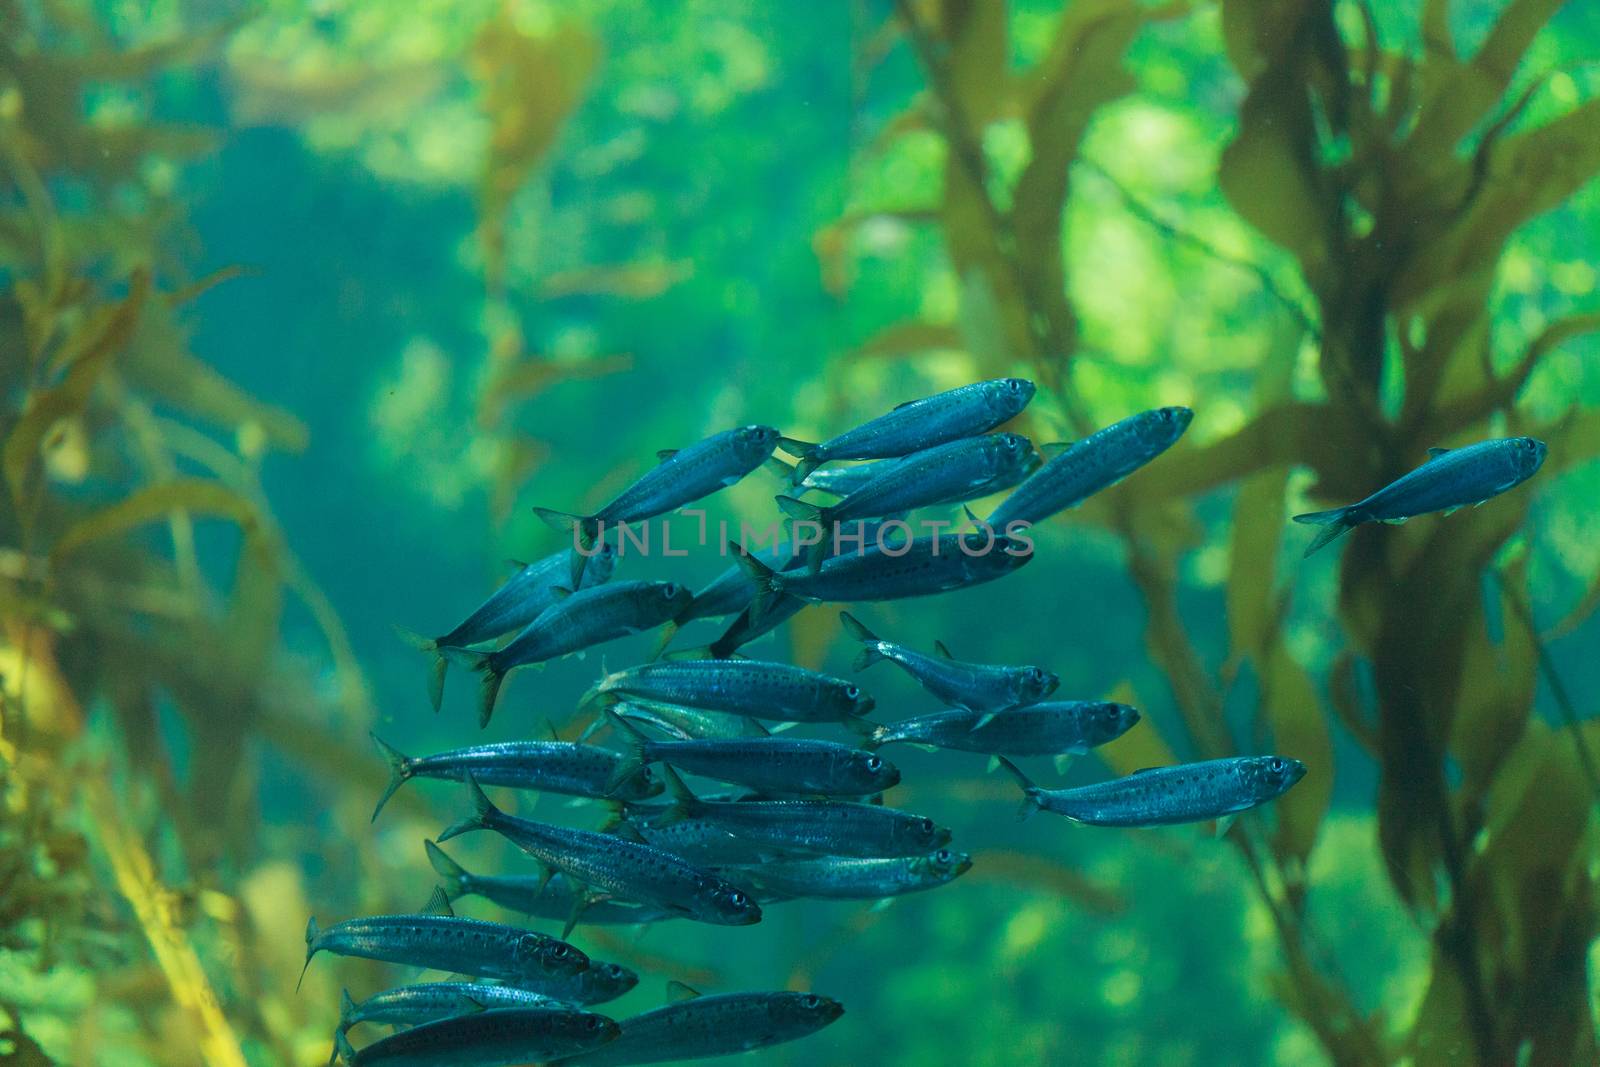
top-left (839, 612), bottom-right (1056, 716)
top-left (605, 711), bottom-right (900, 797)
top-left (733, 532), bottom-right (1032, 618)
top-left (439, 777), bottom-right (762, 928)
top-left (777, 433), bottom-right (1038, 571)
top-left (867, 701), bottom-right (1139, 756)
top-left (337, 983), bottom-right (562, 1037)
top-left (555, 984), bottom-right (844, 1067)
top-left (779, 377), bottom-right (1035, 484)
top-left (534, 425), bottom-right (781, 581)
top-left (997, 755), bottom-right (1306, 826)
top-left (333, 1005), bottom-right (618, 1067)
top-left (715, 849), bottom-right (971, 901)
top-left (581, 659), bottom-right (875, 724)
top-left (647, 767), bottom-right (949, 858)
top-left (299, 888), bottom-right (587, 990)
top-left (471, 580), bottom-right (692, 726)
top-left (371, 735), bottom-right (659, 821)
top-left (1293, 436), bottom-right (1547, 556)
top-left (398, 545), bottom-right (618, 711)
top-left (426, 841), bottom-right (673, 940)
top-left (986, 406), bottom-right (1193, 530)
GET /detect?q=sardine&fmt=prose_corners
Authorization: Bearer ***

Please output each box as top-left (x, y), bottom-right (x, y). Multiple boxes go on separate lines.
top-left (299, 888), bottom-right (587, 990)
top-left (337, 982), bottom-right (561, 1036)
top-left (334, 1005), bottom-right (618, 1067)
top-left (554, 985), bottom-right (843, 1067)
top-left (779, 378), bottom-right (1034, 484)
top-left (471, 580), bottom-right (692, 727)
top-left (986, 406), bottom-right (1193, 529)
top-left (371, 735), bottom-right (659, 821)
top-left (439, 777), bottom-right (762, 928)
top-left (777, 433), bottom-right (1038, 571)
top-left (867, 701), bottom-right (1139, 756)
top-left (398, 545), bottom-right (618, 711)
top-left (733, 532), bottom-right (1032, 618)
top-left (582, 659), bottom-right (875, 724)
top-left (604, 711), bottom-right (899, 797)
top-left (533, 425), bottom-right (780, 580)
top-left (839, 612), bottom-right (1056, 715)
top-left (426, 841), bottom-right (673, 938)
top-left (1293, 436), bottom-right (1547, 556)
top-left (645, 767), bottom-right (949, 858)
top-left (997, 755), bottom-right (1306, 826)
top-left (766, 454), bottom-right (904, 498)
top-left (715, 849), bottom-right (971, 901)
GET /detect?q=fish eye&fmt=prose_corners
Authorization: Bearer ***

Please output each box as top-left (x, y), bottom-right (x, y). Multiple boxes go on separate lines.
top-left (865, 756), bottom-right (882, 772)
top-left (729, 889), bottom-right (749, 907)
top-left (663, 583), bottom-right (681, 597)
top-left (1005, 380), bottom-right (1021, 392)
top-left (845, 685), bottom-right (860, 700)
top-left (935, 849), bottom-right (951, 863)
top-left (919, 818), bottom-right (935, 834)
top-left (802, 994), bottom-right (822, 1009)
top-left (585, 1015), bottom-right (604, 1031)
top-left (549, 942), bottom-right (571, 959)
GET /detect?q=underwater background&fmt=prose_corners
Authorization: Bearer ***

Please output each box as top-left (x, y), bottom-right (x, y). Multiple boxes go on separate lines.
top-left (4, 0), bottom-right (1600, 1064)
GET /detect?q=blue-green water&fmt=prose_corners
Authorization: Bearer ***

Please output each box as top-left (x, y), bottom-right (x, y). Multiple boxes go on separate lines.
top-left (5, 2), bottom-right (1600, 1065)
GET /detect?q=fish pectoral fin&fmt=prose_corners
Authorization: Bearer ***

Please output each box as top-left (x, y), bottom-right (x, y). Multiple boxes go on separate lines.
top-left (1426, 446), bottom-right (1452, 458)
top-left (666, 980), bottom-right (702, 1002)
top-left (1039, 441), bottom-right (1074, 458)
top-left (657, 448), bottom-right (679, 462)
top-left (969, 712), bottom-right (997, 731)
top-left (1052, 754), bottom-right (1073, 775)
top-left (933, 640), bottom-right (955, 660)
top-left (869, 898), bottom-right (896, 913)
top-left (985, 755), bottom-right (1000, 773)
top-left (1211, 815), bottom-right (1236, 839)
top-left (1377, 516), bottom-right (1408, 525)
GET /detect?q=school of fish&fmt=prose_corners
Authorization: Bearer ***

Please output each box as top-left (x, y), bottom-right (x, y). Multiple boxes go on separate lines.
top-left (308, 377), bottom-right (1546, 1064)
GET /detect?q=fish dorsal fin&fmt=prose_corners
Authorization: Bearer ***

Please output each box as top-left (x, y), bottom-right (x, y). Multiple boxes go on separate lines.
top-left (933, 640), bottom-right (955, 660)
top-left (667, 981), bottom-right (702, 1002)
top-left (544, 719), bottom-right (562, 742)
top-left (1130, 766), bottom-right (1161, 776)
top-left (657, 449), bottom-right (679, 462)
top-left (892, 398), bottom-right (919, 411)
top-left (656, 765), bottom-right (704, 823)
top-left (506, 558), bottom-right (528, 572)
top-left (1039, 441), bottom-right (1074, 458)
top-left (868, 792), bottom-right (884, 806)
top-left (420, 886), bottom-right (455, 917)
top-left (551, 586), bottom-right (574, 600)
top-left (1426, 447), bottom-right (1451, 458)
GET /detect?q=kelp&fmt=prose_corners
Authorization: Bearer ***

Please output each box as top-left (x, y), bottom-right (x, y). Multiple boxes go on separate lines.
top-left (844, 1), bottom-right (1600, 1063)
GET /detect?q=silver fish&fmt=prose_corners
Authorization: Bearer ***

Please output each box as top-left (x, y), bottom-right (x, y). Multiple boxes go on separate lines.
top-left (1293, 436), bottom-right (1547, 556)
top-left (371, 735), bottom-right (660, 820)
top-left (998, 755), bottom-right (1306, 826)
top-left (647, 767), bottom-right (949, 858)
top-left (839, 612), bottom-right (1056, 714)
top-left (337, 982), bottom-right (562, 1036)
top-left (867, 701), bottom-right (1139, 756)
top-left (300, 888), bottom-right (587, 990)
top-left (334, 1005), bottom-right (618, 1067)
top-left (472, 580), bottom-right (692, 727)
top-left (986, 406), bottom-right (1193, 530)
top-left (554, 986), bottom-right (843, 1067)
top-left (604, 711), bottom-right (899, 797)
top-left (426, 841), bottom-right (673, 939)
top-left (398, 545), bottom-right (618, 711)
top-left (779, 377), bottom-right (1034, 484)
top-left (439, 778), bottom-right (762, 928)
top-left (583, 659), bottom-right (875, 724)
top-left (766, 454), bottom-right (904, 498)
top-left (715, 849), bottom-right (971, 901)
top-left (533, 425), bottom-right (781, 579)
top-left (776, 433), bottom-right (1038, 571)
top-left (733, 532), bottom-right (1032, 618)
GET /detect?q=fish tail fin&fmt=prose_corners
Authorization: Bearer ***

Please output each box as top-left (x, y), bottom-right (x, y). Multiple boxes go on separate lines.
top-left (764, 454), bottom-right (800, 484)
top-left (603, 710), bottom-right (651, 794)
top-left (438, 774), bottom-right (497, 842)
top-left (533, 508), bottom-right (601, 584)
top-left (655, 764), bottom-right (702, 826)
top-left (474, 661), bottom-right (506, 729)
top-left (777, 437), bottom-right (823, 485)
top-left (298, 916), bottom-right (318, 992)
top-left (648, 619), bottom-right (680, 661)
top-left (333, 1030), bottom-right (356, 1067)
top-left (994, 757), bottom-right (1042, 821)
top-left (369, 733), bottom-right (411, 822)
top-left (841, 715), bottom-right (883, 747)
top-left (394, 626), bottom-right (450, 712)
top-left (727, 541), bottom-right (784, 620)
top-left (338, 988), bottom-right (356, 1026)
top-left (424, 839), bottom-right (469, 897)
top-left (838, 611), bottom-right (885, 670)
top-left (775, 495), bottom-right (829, 572)
top-left (1291, 506), bottom-right (1355, 557)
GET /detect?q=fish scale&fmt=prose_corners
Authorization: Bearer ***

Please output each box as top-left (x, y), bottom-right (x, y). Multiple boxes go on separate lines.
top-left (841, 611), bottom-right (1055, 712)
top-left (440, 780), bottom-right (761, 925)
top-left (590, 659), bottom-right (872, 723)
top-left (870, 701), bottom-right (1139, 756)
top-left (739, 533), bottom-right (1032, 607)
top-left (437, 545), bottom-right (617, 650)
top-left (715, 850), bottom-right (972, 900)
top-left (488, 581), bottom-right (688, 674)
top-left (986, 406), bottom-right (1193, 529)
top-left (339, 982), bottom-right (562, 1034)
top-left (303, 911), bottom-right (586, 985)
top-left (336, 1006), bottom-right (618, 1067)
top-left (555, 991), bottom-right (844, 1067)
top-left (597, 425), bottom-right (780, 522)
top-left (1002, 755), bottom-right (1307, 826)
top-left (608, 721), bottom-right (900, 796)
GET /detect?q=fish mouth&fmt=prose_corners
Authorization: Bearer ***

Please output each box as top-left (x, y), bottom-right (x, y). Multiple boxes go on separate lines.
top-left (953, 854), bottom-right (974, 877)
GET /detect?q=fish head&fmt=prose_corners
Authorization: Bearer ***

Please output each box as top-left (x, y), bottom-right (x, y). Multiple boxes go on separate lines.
top-left (848, 749), bottom-right (901, 792)
top-left (699, 877), bottom-right (763, 925)
top-left (588, 960), bottom-right (640, 1001)
top-left (919, 847), bottom-right (973, 883)
top-left (1510, 436), bottom-right (1547, 480)
top-left (900, 813), bottom-right (951, 852)
top-left (837, 680), bottom-right (876, 718)
top-left (1089, 701), bottom-right (1141, 746)
top-left (1137, 406), bottom-right (1194, 450)
top-left (987, 378), bottom-right (1037, 420)
top-left (768, 991), bottom-right (847, 1031)
top-left (583, 542), bottom-right (620, 586)
top-left (559, 1010), bottom-right (623, 1048)
top-left (655, 581), bottom-right (695, 614)
top-left (734, 424), bottom-right (783, 463)
top-left (520, 933), bottom-right (590, 977)
top-left (991, 432), bottom-right (1037, 472)
top-left (1014, 666), bottom-right (1059, 706)
top-left (974, 533), bottom-right (1034, 573)
top-left (1241, 755), bottom-right (1307, 800)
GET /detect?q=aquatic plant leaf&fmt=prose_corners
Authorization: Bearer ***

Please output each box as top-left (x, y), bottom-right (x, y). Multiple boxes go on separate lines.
top-left (3, 270), bottom-right (149, 507)
top-left (478, 353), bottom-right (632, 430)
top-left (1261, 643), bottom-right (1332, 865)
top-left (542, 260), bottom-right (694, 300)
top-left (853, 320), bottom-right (966, 362)
top-left (50, 479), bottom-right (265, 561)
top-left (1096, 681), bottom-right (1180, 777)
top-left (1449, 563), bottom-right (1535, 803)
top-left (1224, 468), bottom-right (1288, 676)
